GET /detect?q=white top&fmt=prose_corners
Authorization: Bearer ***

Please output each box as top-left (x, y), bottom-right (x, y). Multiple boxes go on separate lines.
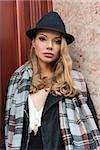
top-left (28, 95), bottom-right (44, 135)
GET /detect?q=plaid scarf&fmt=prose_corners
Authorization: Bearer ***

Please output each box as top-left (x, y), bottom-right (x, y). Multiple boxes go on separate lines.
top-left (5, 61), bottom-right (100, 150)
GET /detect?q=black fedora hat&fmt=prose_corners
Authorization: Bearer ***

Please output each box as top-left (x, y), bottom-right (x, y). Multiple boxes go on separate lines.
top-left (26, 11), bottom-right (75, 44)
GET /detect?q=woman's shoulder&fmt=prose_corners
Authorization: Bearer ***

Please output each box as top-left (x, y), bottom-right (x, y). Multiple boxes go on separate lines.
top-left (8, 61), bottom-right (32, 88)
top-left (72, 69), bottom-right (87, 95)
top-left (10, 61), bottom-right (32, 78)
top-left (13, 61), bottom-right (32, 74)
top-left (7, 61), bottom-right (32, 94)
top-left (72, 69), bottom-right (85, 80)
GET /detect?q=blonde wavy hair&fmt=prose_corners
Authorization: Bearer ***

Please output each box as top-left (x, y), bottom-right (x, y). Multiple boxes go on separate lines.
top-left (29, 38), bottom-right (79, 97)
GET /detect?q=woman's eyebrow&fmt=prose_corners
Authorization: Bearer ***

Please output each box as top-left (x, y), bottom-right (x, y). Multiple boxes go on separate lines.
top-left (39, 33), bottom-right (61, 39)
top-left (39, 33), bottom-right (47, 37)
top-left (54, 37), bottom-right (61, 39)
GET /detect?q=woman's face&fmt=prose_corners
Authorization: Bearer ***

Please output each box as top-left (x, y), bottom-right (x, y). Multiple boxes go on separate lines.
top-left (32, 30), bottom-right (62, 65)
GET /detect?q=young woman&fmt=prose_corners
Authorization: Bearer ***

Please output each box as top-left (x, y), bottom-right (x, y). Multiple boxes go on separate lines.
top-left (5, 11), bottom-right (100, 150)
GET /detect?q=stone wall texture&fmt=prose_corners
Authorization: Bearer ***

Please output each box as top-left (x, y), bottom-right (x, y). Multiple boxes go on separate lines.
top-left (53, 0), bottom-right (100, 125)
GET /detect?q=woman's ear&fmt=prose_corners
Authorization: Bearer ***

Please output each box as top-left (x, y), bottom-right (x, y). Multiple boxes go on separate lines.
top-left (32, 39), bottom-right (35, 48)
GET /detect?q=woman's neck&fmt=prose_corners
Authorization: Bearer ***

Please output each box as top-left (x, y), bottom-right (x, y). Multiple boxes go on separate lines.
top-left (39, 62), bottom-right (53, 78)
top-left (41, 69), bottom-right (53, 79)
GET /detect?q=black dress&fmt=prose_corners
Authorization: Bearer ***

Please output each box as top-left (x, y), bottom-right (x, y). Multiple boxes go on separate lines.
top-left (27, 128), bottom-right (43, 150)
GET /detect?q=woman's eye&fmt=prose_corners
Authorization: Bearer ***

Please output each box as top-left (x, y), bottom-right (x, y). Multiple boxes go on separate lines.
top-left (55, 40), bottom-right (61, 44)
top-left (39, 37), bottom-right (46, 41)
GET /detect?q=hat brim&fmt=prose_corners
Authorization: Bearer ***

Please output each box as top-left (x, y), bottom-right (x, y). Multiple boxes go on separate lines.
top-left (26, 28), bottom-right (75, 45)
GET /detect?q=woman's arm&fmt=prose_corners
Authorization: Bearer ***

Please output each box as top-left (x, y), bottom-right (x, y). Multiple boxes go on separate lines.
top-left (86, 85), bottom-right (99, 130)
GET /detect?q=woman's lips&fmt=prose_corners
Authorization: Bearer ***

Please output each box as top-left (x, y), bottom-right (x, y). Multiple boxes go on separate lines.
top-left (43, 52), bottom-right (54, 57)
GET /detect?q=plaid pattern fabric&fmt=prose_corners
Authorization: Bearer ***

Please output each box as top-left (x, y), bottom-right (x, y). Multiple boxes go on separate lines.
top-left (5, 61), bottom-right (32, 150)
top-left (59, 70), bottom-right (100, 150)
top-left (5, 61), bottom-right (100, 150)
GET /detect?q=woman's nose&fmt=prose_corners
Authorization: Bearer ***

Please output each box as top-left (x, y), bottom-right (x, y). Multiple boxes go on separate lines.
top-left (46, 41), bottom-right (53, 50)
